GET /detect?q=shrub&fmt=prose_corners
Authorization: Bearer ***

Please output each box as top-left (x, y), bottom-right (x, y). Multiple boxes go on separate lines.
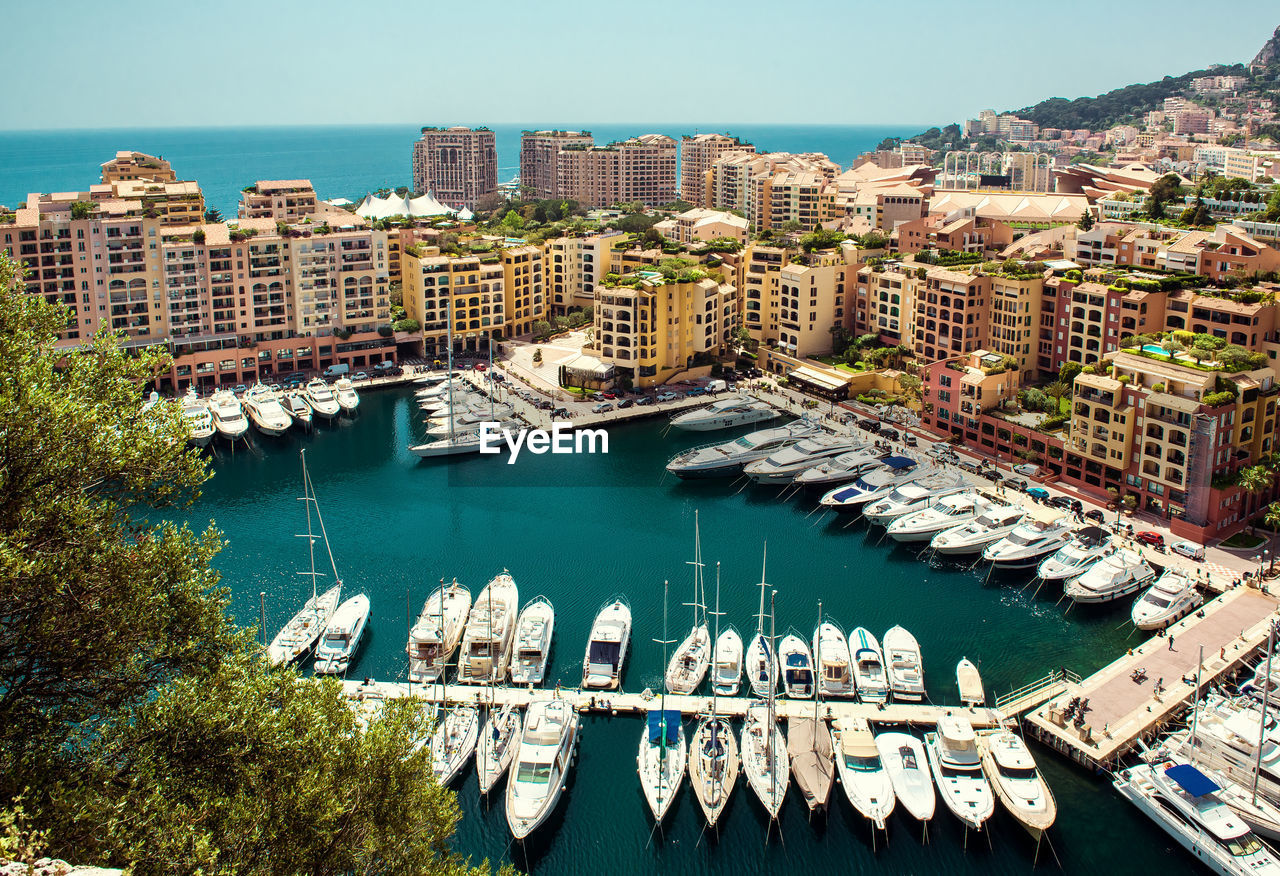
top-left (70, 201), bottom-right (95, 220)
top-left (377, 325), bottom-right (394, 337)
top-left (1151, 382), bottom-right (1165, 392)
top-left (333, 327), bottom-right (353, 340)
top-left (1203, 390), bottom-right (1236, 407)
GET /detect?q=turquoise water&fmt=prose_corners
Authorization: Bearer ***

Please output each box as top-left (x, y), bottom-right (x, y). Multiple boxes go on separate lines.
top-left (176, 387), bottom-right (1191, 874)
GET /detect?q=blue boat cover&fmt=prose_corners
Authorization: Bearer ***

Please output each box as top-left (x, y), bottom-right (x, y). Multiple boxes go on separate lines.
top-left (1165, 763), bottom-right (1219, 797)
top-left (647, 710), bottom-right (681, 745)
top-left (786, 653), bottom-right (808, 667)
top-left (884, 456), bottom-right (915, 471)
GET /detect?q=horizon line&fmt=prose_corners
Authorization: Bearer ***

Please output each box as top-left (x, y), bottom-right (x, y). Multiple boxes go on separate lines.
top-left (0, 120), bottom-right (937, 136)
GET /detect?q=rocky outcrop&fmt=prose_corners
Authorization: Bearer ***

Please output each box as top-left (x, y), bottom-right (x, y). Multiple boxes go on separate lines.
top-left (1251, 24), bottom-right (1280, 71)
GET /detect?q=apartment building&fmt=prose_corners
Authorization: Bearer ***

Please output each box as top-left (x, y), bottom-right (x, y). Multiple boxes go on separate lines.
top-left (519, 130), bottom-right (593, 200)
top-left (922, 350), bottom-right (1020, 437)
top-left (100, 151), bottom-right (177, 183)
top-left (555, 135), bottom-right (677, 208)
top-left (852, 261), bottom-right (911, 345)
top-left (546, 233), bottom-right (618, 314)
top-left (709, 152), bottom-right (841, 228)
top-left (910, 269), bottom-right (990, 363)
top-left (680, 134), bottom-right (753, 205)
top-left (741, 245), bottom-right (789, 345)
top-left (772, 254), bottom-right (849, 358)
top-left (500, 244), bottom-right (548, 337)
top-left (411, 127), bottom-right (497, 209)
top-left (652, 208), bottom-right (749, 245)
top-left (238, 180), bottom-right (319, 220)
top-left (761, 170), bottom-right (833, 231)
top-left (400, 250), bottom-right (508, 357)
top-left (987, 273), bottom-right (1044, 382)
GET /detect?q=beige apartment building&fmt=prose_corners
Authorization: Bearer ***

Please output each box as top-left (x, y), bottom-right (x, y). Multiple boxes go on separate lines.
top-left (411, 127), bottom-right (498, 209)
top-left (709, 151), bottom-right (841, 230)
top-left (680, 134), bottom-right (753, 205)
top-left (100, 151), bottom-right (177, 183)
top-left (547, 232), bottom-right (620, 314)
top-left (520, 131), bottom-right (593, 200)
top-left (238, 180), bottom-right (319, 220)
top-left (910, 269), bottom-right (990, 363)
top-left (500, 245), bottom-right (548, 337)
top-left (554, 135), bottom-right (677, 208)
top-left (401, 250), bottom-right (509, 356)
top-left (988, 273), bottom-right (1044, 382)
top-left (652, 208), bottom-right (749, 245)
top-left (772, 254), bottom-right (849, 357)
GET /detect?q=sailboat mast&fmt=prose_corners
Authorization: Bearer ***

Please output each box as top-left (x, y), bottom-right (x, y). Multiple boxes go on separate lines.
top-left (768, 588), bottom-right (777, 804)
top-left (302, 450), bottom-right (317, 602)
top-left (437, 577), bottom-right (445, 707)
top-left (686, 510), bottom-right (704, 632)
top-left (711, 562), bottom-right (721, 719)
top-left (815, 600), bottom-right (822, 722)
top-left (303, 463), bottom-right (342, 587)
top-left (1254, 626), bottom-right (1275, 805)
top-left (755, 542), bottom-right (768, 638)
top-left (488, 337), bottom-right (495, 422)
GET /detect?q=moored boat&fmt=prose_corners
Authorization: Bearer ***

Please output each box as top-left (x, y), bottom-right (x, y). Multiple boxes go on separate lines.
top-left (690, 714), bottom-right (739, 827)
top-left (181, 389), bottom-right (215, 447)
top-left (1132, 570), bottom-right (1203, 630)
top-left (406, 579), bottom-right (472, 684)
top-left (582, 598), bottom-right (632, 690)
top-left (456, 572), bottom-right (519, 684)
top-left (303, 378), bottom-right (341, 420)
top-left (509, 596), bottom-right (555, 685)
top-left (712, 627), bottom-right (743, 696)
top-left (925, 716), bottom-right (995, 831)
top-left (670, 395), bottom-right (778, 431)
top-left (832, 717), bottom-right (896, 829)
top-left (883, 625), bottom-right (926, 702)
top-left (741, 703), bottom-right (789, 820)
top-left (333, 377), bottom-right (360, 413)
top-left (428, 704), bottom-right (480, 785)
top-left (850, 627), bottom-right (888, 704)
top-left (976, 729), bottom-right (1057, 839)
top-left (506, 698), bottom-right (579, 840)
top-left (476, 704), bottom-right (522, 796)
top-left (875, 731), bottom-right (936, 823)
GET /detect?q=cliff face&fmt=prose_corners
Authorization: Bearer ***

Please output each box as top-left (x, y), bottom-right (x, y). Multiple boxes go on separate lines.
top-left (1253, 24), bottom-right (1280, 70)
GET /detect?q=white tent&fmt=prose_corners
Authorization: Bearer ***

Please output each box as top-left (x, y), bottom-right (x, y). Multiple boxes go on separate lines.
top-left (356, 191), bottom-right (456, 220)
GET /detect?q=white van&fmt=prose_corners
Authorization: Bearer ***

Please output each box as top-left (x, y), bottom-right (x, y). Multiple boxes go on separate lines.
top-left (705, 379), bottom-right (727, 393)
top-left (323, 363), bottom-right (350, 379)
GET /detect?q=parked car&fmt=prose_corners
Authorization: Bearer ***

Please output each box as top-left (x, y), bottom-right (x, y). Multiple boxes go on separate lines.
top-left (902, 433), bottom-right (917, 447)
top-left (958, 460), bottom-right (982, 474)
top-left (1135, 531), bottom-right (1166, 550)
top-left (1026, 487), bottom-right (1050, 501)
top-left (490, 371), bottom-right (503, 382)
top-left (1006, 477), bottom-right (1027, 493)
top-left (636, 396), bottom-right (656, 406)
top-left (233, 384), bottom-right (248, 395)
top-left (927, 444), bottom-right (957, 460)
top-left (551, 408), bottom-right (570, 418)
top-left (1171, 540), bottom-right (1204, 561)
top-left (982, 470), bottom-right (1004, 483)
top-left (372, 360), bottom-right (396, 375)
top-left (537, 400), bottom-right (553, 410)
top-left (686, 387), bottom-right (708, 397)
top-left (656, 391), bottom-right (678, 402)
top-left (878, 427), bottom-right (900, 440)
top-left (859, 419), bottom-right (879, 432)
top-left (1084, 509), bottom-right (1106, 523)
top-left (591, 391), bottom-right (606, 402)
top-left (353, 371), bottom-right (369, 381)
top-left (323, 363), bottom-right (350, 379)
top-left (592, 402), bottom-right (614, 413)
top-left (474, 363), bottom-right (487, 372)
top-left (602, 391), bottom-right (618, 399)
top-left (617, 398), bottom-right (634, 409)
top-left (1049, 495), bottom-right (1083, 514)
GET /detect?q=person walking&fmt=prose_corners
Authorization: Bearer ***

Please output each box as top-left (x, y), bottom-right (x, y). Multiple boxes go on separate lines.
top-left (1167, 635), bottom-right (1175, 651)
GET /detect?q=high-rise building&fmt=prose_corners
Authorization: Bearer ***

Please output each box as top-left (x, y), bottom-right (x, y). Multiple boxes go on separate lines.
top-left (239, 180), bottom-right (320, 220)
top-left (554, 135), bottom-right (677, 208)
top-left (519, 131), bottom-right (593, 200)
top-left (679, 134), bottom-right (753, 205)
top-left (411, 127), bottom-right (497, 209)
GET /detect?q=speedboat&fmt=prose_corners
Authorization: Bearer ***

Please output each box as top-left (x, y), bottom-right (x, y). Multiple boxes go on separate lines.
top-left (741, 703), bottom-right (789, 820)
top-left (956, 658), bottom-right (985, 706)
top-left (788, 717), bottom-right (835, 813)
top-left (428, 704), bottom-right (480, 785)
top-left (689, 714), bottom-right (739, 827)
top-left (982, 518), bottom-right (1073, 569)
top-left (925, 716), bottom-right (995, 831)
top-left (667, 625), bottom-right (712, 695)
top-left (814, 621), bottom-right (854, 698)
top-left (742, 435), bottom-right (867, 485)
top-left (976, 730), bottom-right (1057, 839)
top-left (850, 627), bottom-right (888, 704)
top-left (180, 390), bottom-right (215, 447)
top-left (1063, 548), bottom-right (1157, 604)
top-left (670, 395), bottom-right (779, 431)
top-left (637, 709), bottom-right (686, 822)
top-left (303, 378), bottom-right (341, 420)
top-left (665, 419), bottom-right (820, 479)
top-left (456, 572), bottom-right (519, 684)
top-left (267, 584), bottom-right (341, 665)
top-left (832, 718), bottom-right (896, 829)
top-left (283, 390), bottom-right (313, 430)
top-left (1132, 570), bottom-right (1203, 630)
top-left (509, 596), bottom-right (555, 685)
top-left (333, 378), bottom-right (360, 413)
top-left (406, 579), bottom-right (472, 684)
top-left (792, 446), bottom-right (888, 489)
top-left (313, 593), bottom-right (371, 675)
top-left (818, 456), bottom-right (924, 512)
top-left (780, 633), bottom-right (814, 699)
top-left (1037, 525), bottom-right (1110, 583)
top-left (863, 472), bottom-right (970, 526)
top-left (712, 627), bottom-right (743, 696)
top-left (887, 492), bottom-right (986, 543)
top-left (930, 503), bottom-right (1026, 556)
top-left (476, 704), bottom-right (522, 796)
top-left (883, 625), bottom-right (925, 702)
top-left (208, 389), bottom-right (249, 440)
top-left (506, 698), bottom-right (579, 840)
top-left (876, 732), bottom-right (936, 823)
top-left (242, 384), bottom-right (292, 437)
top-left (582, 598), bottom-right (631, 690)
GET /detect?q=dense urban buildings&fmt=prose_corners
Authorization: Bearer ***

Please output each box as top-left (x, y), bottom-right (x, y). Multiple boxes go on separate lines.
top-left (411, 127), bottom-right (498, 209)
top-left (519, 130), bottom-right (593, 200)
top-left (679, 133), bottom-right (754, 205)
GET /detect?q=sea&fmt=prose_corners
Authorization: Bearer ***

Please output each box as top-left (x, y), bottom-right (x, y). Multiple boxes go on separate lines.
top-left (0, 123), bottom-right (920, 216)
top-left (167, 387), bottom-right (1193, 875)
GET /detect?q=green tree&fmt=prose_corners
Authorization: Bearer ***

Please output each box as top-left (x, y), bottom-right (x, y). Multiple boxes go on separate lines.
top-left (1264, 501), bottom-right (1280, 533)
top-left (203, 207), bottom-right (223, 223)
top-left (1237, 464), bottom-right (1275, 517)
top-left (1076, 210), bottom-right (1095, 231)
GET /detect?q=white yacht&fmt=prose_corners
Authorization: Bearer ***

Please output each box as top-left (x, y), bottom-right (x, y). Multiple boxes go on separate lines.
top-left (406, 579), bottom-right (473, 684)
top-left (832, 718), bottom-right (896, 829)
top-left (637, 709), bottom-right (686, 822)
top-left (741, 703), bottom-right (789, 820)
top-left (976, 730), bottom-right (1057, 839)
top-left (1132, 570), bottom-right (1203, 630)
top-left (793, 447), bottom-right (887, 489)
top-left (780, 634), bottom-right (815, 699)
top-left (883, 625), bottom-right (925, 702)
top-left (509, 597), bottom-right (555, 686)
top-left (886, 492), bottom-right (986, 543)
top-left (670, 395), bottom-right (779, 431)
top-left (410, 431), bottom-right (486, 458)
top-left (982, 518), bottom-right (1073, 569)
top-left (303, 378), bottom-right (341, 420)
top-left (788, 716), bottom-right (835, 813)
top-left (665, 419), bottom-right (820, 478)
top-left (333, 377), bottom-right (360, 413)
top-left (876, 732), bottom-right (936, 823)
top-left (313, 593), bottom-right (371, 675)
top-left (428, 704), bottom-right (480, 785)
top-left (712, 627), bottom-right (743, 696)
top-left (421, 393), bottom-right (486, 418)
top-left (818, 457), bottom-right (925, 512)
top-left (863, 472), bottom-right (970, 527)
top-left (742, 434), bottom-right (867, 485)
top-left (506, 698), bottom-right (579, 840)
top-left (456, 572), bottom-right (519, 684)
top-left (689, 714), bottom-right (739, 827)
top-left (414, 369), bottom-right (458, 386)
top-left (208, 389), bottom-right (249, 441)
top-left (1036, 525), bottom-right (1110, 584)
top-left (925, 716), bottom-right (995, 831)
top-left (180, 390), bottom-right (215, 447)
top-left (814, 621), bottom-right (854, 698)
top-left (1063, 548), bottom-right (1157, 604)
top-left (476, 704), bottom-right (522, 796)
top-left (930, 503), bottom-right (1026, 556)
top-left (582, 598), bottom-right (631, 690)
top-left (242, 384), bottom-right (292, 437)
top-left (957, 658), bottom-right (985, 706)
top-left (1180, 693), bottom-right (1280, 786)
top-left (850, 627), bottom-right (888, 704)
top-left (282, 390), bottom-right (313, 430)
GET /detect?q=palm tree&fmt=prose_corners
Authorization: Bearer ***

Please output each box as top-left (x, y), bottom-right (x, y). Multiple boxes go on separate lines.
top-left (1238, 464), bottom-right (1276, 519)
top-left (1264, 501), bottom-right (1280, 533)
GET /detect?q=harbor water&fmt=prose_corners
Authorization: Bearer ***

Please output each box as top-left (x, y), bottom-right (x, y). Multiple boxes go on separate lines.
top-left (175, 387), bottom-right (1193, 874)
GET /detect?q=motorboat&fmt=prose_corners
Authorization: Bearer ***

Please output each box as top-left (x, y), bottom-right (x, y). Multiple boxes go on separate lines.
top-left (832, 718), bottom-right (896, 829)
top-left (421, 392), bottom-right (485, 417)
top-left (1159, 736), bottom-right (1280, 843)
top-left (1177, 693), bottom-right (1280, 786)
top-left (664, 419), bottom-right (820, 479)
top-left (313, 593), bottom-right (371, 675)
top-left (780, 633), bottom-right (815, 699)
top-left (788, 717), bottom-right (835, 813)
top-left (886, 492), bottom-right (986, 543)
top-left (414, 369), bottom-right (459, 386)
top-left (208, 389), bottom-right (249, 441)
top-left (476, 704), bottom-right (522, 796)
top-left (303, 378), bottom-right (341, 420)
top-left (425, 412), bottom-right (515, 438)
top-left (875, 732), bottom-right (936, 823)
top-left (582, 598), bottom-right (631, 690)
top-left (428, 704), bottom-right (480, 785)
top-left (818, 456), bottom-right (924, 512)
top-left (925, 716), bottom-right (995, 831)
top-left (814, 621), bottom-right (854, 698)
top-left (689, 714), bottom-right (739, 827)
top-left (792, 447), bottom-right (887, 489)
top-left (1132, 570), bottom-right (1203, 630)
top-left (930, 504), bottom-right (1026, 556)
top-left (333, 377), bottom-right (360, 413)
top-left (982, 518), bottom-right (1073, 569)
top-left (850, 627), bottom-right (888, 704)
top-left (410, 432), bottom-right (485, 458)
top-left (180, 390), bottom-right (215, 447)
top-left (456, 572), bottom-right (518, 684)
top-left (415, 378), bottom-right (468, 400)
top-left (1063, 548), bottom-right (1157, 604)
top-left (670, 395), bottom-right (779, 431)
top-left (1036, 525), bottom-right (1110, 584)
top-left (883, 625), bottom-right (925, 702)
top-left (712, 627), bottom-right (743, 696)
top-left (976, 730), bottom-right (1057, 839)
top-left (956, 658), bottom-right (985, 706)
top-left (506, 698), bottom-right (579, 840)
top-left (741, 703), bottom-right (789, 820)
top-left (666, 625), bottom-right (712, 694)
top-left (406, 579), bottom-right (472, 684)
top-left (283, 389), bottom-right (313, 430)
top-left (863, 472), bottom-right (970, 527)
top-left (509, 597), bottom-right (555, 686)
top-left (742, 434), bottom-right (867, 485)
top-left (242, 384), bottom-right (292, 437)
top-left (637, 709), bottom-right (686, 822)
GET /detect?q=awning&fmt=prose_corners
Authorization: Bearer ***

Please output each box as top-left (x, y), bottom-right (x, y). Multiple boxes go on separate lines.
top-left (789, 366), bottom-right (848, 392)
top-left (647, 710), bottom-right (682, 746)
top-left (884, 456), bottom-right (916, 470)
top-left (1165, 764), bottom-right (1219, 798)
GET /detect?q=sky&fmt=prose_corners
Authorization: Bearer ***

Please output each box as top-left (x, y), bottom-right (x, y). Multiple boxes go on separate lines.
top-left (3, 0), bottom-right (1277, 131)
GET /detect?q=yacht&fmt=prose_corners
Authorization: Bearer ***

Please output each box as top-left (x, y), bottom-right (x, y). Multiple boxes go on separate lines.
top-left (689, 714), bottom-right (739, 827)
top-left (180, 390), bottom-right (215, 447)
top-left (1036, 525), bottom-right (1110, 584)
top-left (242, 384), bottom-right (292, 437)
top-left (1113, 760), bottom-right (1280, 875)
top-left (428, 705), bottom-right (480, 785)
top-left (333, 377), bottom-right (360, 413)
top-left (814, 621), bottom-right (854, 698)
top-left (792, 447), bottom-right (887, 489)
top-left (283, 390), bottom-right (313, 430)
top-left (741, 703), bottom-right (789, 820)
top-left (637, 709), bottom-right (686, 822)
top-left (666, 625), bottom-right (712, 694)
top-left (886, 492), bottom-right (986, 543)
top-left (1063, 549), bottom-right (1157, 604)
top-left (506, 698), bottom-right (580, 840)
top-left (957, 658), bottom-right (985, 706)
top-left (863, 472), bottom-right (970, 527)
top-left (456, 572), bottom-right (519, 684)
top-left (742, 434), bottom-right (867, 485)
top-left (421, 393), bottom-right (485, 417)
top-left (670, 395), bottom-right (779, 431)
top-left (712, 627), bottom-right (743, 696)
top-left (416, 379), bottom-right (468, 400)
top-left (582, 598), bottom-right (632, 690)
top-left (476, 704), bottom-right (522, 796)
top-left (850, 627), bottom-right (888, 704)
top-left (982, 518), bottom-right (1073, 569)
top-left (509, 597), bottom-right (555, 686)
top-left (410, 431), bottom-right (486, 458)
top-left (1181, 693), bottom-right (1280, 786)
top-left (414, 369), bottom-right (458, 386)
top-left (832, 718), bottom-right (896, 829)
top-left (925, 716), bottom-right (995, 831)
top-left (1160, 736), bottom-right (1280, 843)
top-left (976, 730), bottom-right (1057, 839)
top-left (883, 625), bottom-right (926, 702)
top-left (875, 732), bottom-right (936, 823)
top-left (208, 389), bottom-right (249, 441)
top-left (664, 419), bottom-right (820, 478)
top-left (780, 633), bottom-right (815, 699)
top-left (818, 457), bottom-right (924, 512)
top-left (303, 378), bottom-right (341, 420)
top-left (788, 717), bottom-right (835, 813)
top-left (313, 593), bottom-right (371, 675)
top-left (406, 579), bottom-right (472, 684)
top-left (1132, 570), bottom-right (1203, 630)
top-left (930, 504), bottom-right (1026, 556)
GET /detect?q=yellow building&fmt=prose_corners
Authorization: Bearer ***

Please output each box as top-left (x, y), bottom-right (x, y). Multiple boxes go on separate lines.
top-left (402, 249), bottom-right (508, 357)
top-left (239, 180), bottom-right (320, 220)
top-left (773, 254), bottom-right (849, 358)
top-left (547, 233), bottom-right (619, 314)
top-left (987, 273), bottom-right (1044, 382)
top-left (500, 244), bottom-right (548, 337)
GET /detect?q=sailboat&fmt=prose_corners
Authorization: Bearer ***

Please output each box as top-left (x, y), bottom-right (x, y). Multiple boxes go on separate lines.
top-left (742, 589), bottom-right (789, 823)
top-left (639, 579), bottom-right (687, 823)
top-left (411, 306), bottom-right (489, 457)
top-left (266, 451), bottom-right (342, 665)
top-left (789, 600), bottom-right (835, 814)
top-left (690, 562), bottom-right (739, 827)
top-left (429, 704), bottom-right (481, 786)
top-left (476, 703), bottom-right (522, 796)
top-left (665, 512), bottom-right (711, 695)
top-left (406, 579), bottom-right (472, 684)
top-left (745, 545), bottom-right (779, 698)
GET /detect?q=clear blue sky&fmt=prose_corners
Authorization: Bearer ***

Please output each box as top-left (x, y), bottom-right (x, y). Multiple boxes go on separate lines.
top-left (4, 0), bottom-right (1276, 130)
